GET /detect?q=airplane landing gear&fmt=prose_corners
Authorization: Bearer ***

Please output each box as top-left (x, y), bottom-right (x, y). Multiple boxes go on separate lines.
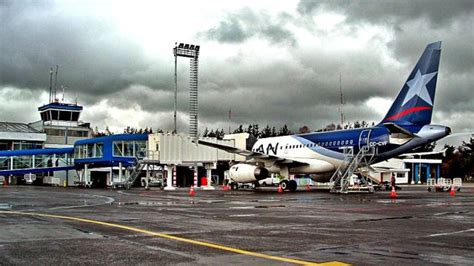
top-left (288, 180), bottom-right (297, 192)
top-left (280, 180), bottom-right (298, 192)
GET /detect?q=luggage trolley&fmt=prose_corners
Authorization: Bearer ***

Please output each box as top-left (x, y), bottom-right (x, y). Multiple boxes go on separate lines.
top-left (427, 178), bottom-right (462, 192)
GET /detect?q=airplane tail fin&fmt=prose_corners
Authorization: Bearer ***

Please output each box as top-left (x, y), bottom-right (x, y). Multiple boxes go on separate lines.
top-left (381, 41), bottom-right (441, 126)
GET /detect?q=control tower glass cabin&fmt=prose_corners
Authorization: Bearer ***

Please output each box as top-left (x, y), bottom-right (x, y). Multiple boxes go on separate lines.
top-left (32, 102), bottom-right (92, 147)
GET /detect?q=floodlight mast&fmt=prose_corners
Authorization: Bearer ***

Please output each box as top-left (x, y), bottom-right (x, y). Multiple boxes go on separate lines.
top-left (173, 42), bottom-right (200, 140)
top-left (173, 44), bottom-right (178, 133)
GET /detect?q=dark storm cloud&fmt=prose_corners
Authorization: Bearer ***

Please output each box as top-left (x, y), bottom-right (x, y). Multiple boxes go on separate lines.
top-left (297, 0), bottom-right (474, 72)
top-left (291, 0), bottom-right (474, 131)
top-left (0, 0), bottom-right (170, 106)
top-left (201, 8), bottom-right (296, 46)
top-left (0, 1), bottom-right (472, 134)
top-left (297, 0), bottom-right (473, 26)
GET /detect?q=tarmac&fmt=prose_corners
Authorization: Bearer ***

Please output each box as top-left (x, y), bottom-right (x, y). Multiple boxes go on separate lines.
top-left (0, 184), bottom-right (473, 265)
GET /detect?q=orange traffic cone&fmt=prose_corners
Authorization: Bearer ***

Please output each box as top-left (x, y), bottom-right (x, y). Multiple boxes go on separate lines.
top-left (390, 187), bottom-right (397, 199)
top-left (189, 186), bottom-right (196, 197)
top-left (277, 185), bottom-right (283, 193)
top-left (305, 184), bottom-right (311, 191)
top-left (450, 186), bottom-right (455, 197)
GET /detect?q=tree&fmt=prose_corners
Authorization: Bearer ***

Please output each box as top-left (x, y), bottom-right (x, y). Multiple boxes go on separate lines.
top-left (261, 125), bottom-right (272, 138)
top-left (299, 125), bottom-right (311, 134)
top-left (324, 123), bottom-right (336, 132)
top-left (411, 142), bottom-right (436, 153)
top-left (442, 138), bottom-right (474, 180)
top-left (202, 128), bottom-right (209, 137)
top-left (459, 138), bottom-right (474, 179)
top-left (253, 124), bottom-right (260, 138)
top-left (271, 126), bottom-right (277, 137)
top-left (233, 125), bottom-right (244, 133)
top-left (278, 125), bottom-right (292, 136)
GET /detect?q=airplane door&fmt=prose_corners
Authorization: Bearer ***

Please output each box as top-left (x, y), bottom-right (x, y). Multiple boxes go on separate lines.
top-left (359, 129), bottom-right (371, 150)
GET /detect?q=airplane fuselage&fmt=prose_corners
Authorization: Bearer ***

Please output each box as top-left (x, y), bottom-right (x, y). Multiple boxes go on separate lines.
top-left (251, 124), bottom-right (450, 175)
top-left (201, 41), bottom-right (450, 188)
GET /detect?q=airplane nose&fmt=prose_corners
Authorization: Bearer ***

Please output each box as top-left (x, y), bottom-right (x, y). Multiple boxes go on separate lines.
top-left (445, 126), bottom-right (451, 135)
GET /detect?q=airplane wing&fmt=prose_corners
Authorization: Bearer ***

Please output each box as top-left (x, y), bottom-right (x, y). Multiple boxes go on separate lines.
top-left (197, 140), bottom-right (308, 166)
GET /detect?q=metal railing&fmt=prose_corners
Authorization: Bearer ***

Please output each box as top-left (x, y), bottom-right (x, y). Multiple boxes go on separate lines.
top-left (330, 145), bottom-right (375, 193)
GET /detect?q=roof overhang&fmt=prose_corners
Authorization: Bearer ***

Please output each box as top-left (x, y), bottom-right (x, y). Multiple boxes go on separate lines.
top-left (0, 132), bottom-right (47, 142)
top-left (403, 158), bottom-right (442, 164)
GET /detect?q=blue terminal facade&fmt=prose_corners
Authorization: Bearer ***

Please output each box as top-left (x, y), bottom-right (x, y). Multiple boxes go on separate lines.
top-left (74, 134), bottom-right (148, 168)
top-left (0, 147), bottom-right (74, 176)
top-left (0, 134), bottom-right (148, 176)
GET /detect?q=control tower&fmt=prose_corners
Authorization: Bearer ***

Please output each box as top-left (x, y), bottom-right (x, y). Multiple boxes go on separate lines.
top-left (29, 101), bottom-right (92, 148)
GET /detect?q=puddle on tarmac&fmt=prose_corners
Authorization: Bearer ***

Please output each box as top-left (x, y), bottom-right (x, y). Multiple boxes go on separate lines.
top-left (229, 205), bottom-right (286, 209)
top-left (255, 205), bottom-right (286, 209)
top-left (114, 201), bottom-right (174, 206)
top-left (0, 203), bottom-right (12, 210)
top-left (229, 214), bottom-right (257, 217)
top-left (376, 199), bottom-right (407, 203)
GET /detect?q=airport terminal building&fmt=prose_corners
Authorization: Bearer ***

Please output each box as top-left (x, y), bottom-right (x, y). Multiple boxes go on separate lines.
top-left (0, 99), bottom-right (451, 189)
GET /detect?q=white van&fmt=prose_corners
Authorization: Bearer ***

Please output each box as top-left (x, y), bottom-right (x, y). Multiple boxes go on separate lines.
top-left (258, 175), bottom-right (280, 186)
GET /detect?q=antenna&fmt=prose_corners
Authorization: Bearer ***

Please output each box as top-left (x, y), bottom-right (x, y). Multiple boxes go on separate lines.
top-left (49, 68), bottom-right (53, 103)
top-left (228, 107), bottom-right (232, 134)
top-left (61, 85), bottom-right (65, 102)
top-left (54, 65), bottom-right (59, 101)
top-left (339, 73), bottom-right (344, 129)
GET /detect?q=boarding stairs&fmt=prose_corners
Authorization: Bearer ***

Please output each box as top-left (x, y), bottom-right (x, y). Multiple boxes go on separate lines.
top-left (112, 159), bottom-right (145, 189)
top-left (330, 145), bottom-right (376, 193)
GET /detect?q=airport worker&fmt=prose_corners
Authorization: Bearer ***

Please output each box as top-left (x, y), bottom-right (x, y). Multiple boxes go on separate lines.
top-left (391, 173), bottom-right (396, 189)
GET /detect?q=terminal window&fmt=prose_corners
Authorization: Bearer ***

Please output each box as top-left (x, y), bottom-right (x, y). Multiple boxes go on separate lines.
top-left (113, 141), bottom-right (146, 158)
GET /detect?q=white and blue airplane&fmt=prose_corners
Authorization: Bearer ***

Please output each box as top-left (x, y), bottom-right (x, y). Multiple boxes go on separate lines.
top-left (199, 42), bottom-right (450, 191)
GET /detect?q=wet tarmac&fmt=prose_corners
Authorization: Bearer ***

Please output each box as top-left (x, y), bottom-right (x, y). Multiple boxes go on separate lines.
top-left (1, 185), bottom-right (473, 265)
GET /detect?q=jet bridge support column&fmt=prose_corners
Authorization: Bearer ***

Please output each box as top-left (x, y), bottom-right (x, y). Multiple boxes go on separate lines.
top-left (84, 164), bottom-right (91, 188)
top-left (145, 164), bottom-right (150, 190)
top-left (203, 163), bottom-right (216, 190)
top-left (193, 167), bottom-right (198, 187)
top-left (164, 165), bottom-right (176, 191)
top-left (118, 162), bottom-right (123, 183)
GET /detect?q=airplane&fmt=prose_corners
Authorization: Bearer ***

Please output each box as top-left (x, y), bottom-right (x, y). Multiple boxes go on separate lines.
top-left (199, 41), bottom-right (451, 191)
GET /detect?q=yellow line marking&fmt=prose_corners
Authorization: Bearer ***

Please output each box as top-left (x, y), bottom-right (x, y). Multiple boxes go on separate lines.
top-left (0, 210), bottom-right (348, 266)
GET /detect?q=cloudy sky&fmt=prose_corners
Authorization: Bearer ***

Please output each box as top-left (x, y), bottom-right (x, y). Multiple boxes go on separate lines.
top-left (1, 0), bottom-right (473, 134)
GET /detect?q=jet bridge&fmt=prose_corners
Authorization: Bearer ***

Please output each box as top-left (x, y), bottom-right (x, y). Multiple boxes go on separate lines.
top-left (138, 133), bottom-right (248, 190)
top-left (0, 148), bottom-right (74, 184)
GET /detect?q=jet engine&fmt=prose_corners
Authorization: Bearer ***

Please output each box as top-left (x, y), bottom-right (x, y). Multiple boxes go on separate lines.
top-left (229, 164), bottom-right (269, 183)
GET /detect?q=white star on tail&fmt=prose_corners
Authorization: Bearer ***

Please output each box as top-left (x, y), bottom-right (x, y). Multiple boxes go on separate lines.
top-left (402, 70), bottom-right (437, 106)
